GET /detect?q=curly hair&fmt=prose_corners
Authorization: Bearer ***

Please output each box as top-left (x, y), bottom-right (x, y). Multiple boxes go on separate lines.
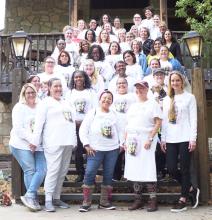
top-left (87, 44), bottom-right (105, 61)
top-left (69, 70), bottom-right (91, 90)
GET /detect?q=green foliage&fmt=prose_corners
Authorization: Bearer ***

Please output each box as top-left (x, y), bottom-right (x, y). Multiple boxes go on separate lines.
top-left (175, 0), bottom-right (212, 42)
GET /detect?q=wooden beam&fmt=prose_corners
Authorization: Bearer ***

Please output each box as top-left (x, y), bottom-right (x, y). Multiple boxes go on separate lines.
top-left (11, 67), bottom-right (26, 201)
top-left (69, 0), bottom-right (78, 27)
top-left (191, 66), bottom-right (210, 203)
top-left (160, 0), bottom-right (168, 26)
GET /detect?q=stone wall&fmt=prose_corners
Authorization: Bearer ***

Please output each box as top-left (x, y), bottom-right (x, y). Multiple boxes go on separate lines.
top-left (4, 0), bottom-right (160, 34)
top-left (4, 0), bottom-right (70, 34)
top-left (0, 101), bottom-right (12, 154)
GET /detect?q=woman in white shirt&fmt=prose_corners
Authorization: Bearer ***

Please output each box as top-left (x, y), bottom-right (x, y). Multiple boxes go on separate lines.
top-left (66, 70), bottom-right (98, 183)
top-left (79, 90), bottom-right (123, 212)
top-left (9, 83), bottom-right (46, 212)
top-left (86, 44), bottom-right (114, 85)
top-left (124, 81), bottom-right (162, 212)
top-left (54, 50), bottom-right (75, 88)
top-left (30, 78), bottom-right (77, 212)
top-left (106, 41), bottom-right (123, 72)
top-left (76, 40), bottom-right (91, 67)
top-left (123, 50), bottom-right (144, 80)
top-left (112, 77), bottom-right (137, 181)
top-left (98, 30), bottom-right (110, 54)
top-left (161, 71), bottom-right (199, 212)
top-left (82, 59), bottom-right (105, 97)
top-left (37, 56), bottom-right (67, 96)
top-left (118, 28), bottom-right (131, 53)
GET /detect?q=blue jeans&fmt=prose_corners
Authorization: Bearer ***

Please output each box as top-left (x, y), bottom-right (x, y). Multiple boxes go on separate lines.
top-left (10, 146), bottom-right (47, 198)
top-left (84, 149), bottom-right (119, 186)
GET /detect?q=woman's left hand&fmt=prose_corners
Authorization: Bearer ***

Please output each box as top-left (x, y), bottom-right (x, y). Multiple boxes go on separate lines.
top-left (144, 140), bottom-right (151, 150)
top-left (29, 144), bottom-right (36, 153)
top-left (188, 141), bottom-right (196, 152)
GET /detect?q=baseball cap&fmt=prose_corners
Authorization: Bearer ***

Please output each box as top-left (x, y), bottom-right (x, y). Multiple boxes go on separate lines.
top-left (134, 80), bottom-right (149, 88)
top-left (153, 68), bottom-right (166, 75)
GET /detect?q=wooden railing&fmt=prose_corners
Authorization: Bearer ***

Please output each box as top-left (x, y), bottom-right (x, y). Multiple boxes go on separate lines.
top-left (0, 31), bottom-right (211, 94)
top-left (0, 32), bottom-right (63, 93)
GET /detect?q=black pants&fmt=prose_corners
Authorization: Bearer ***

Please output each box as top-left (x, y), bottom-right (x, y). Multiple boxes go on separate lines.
top-left (166, 142), bottom-right (191, 198)
top-left (113, 151), bottom-right (125, 180)
top-left (75, 123), bottom-right (86, 176)
top-left (155, 142), bottom-right (166, 176)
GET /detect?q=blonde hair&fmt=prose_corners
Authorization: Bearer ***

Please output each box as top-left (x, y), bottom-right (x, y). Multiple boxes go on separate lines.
top-left (83, 59), bottom-right (99, 85)
top-left (167, 71), bottom-right (185, 122)
top-left (62, 25), bottom-right (73, 34)
top-left (19, 83), bottom-right (38, 104)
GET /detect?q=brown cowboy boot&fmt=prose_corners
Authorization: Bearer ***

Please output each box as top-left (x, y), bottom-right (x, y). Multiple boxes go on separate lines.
top-left (98, 185), bottom-right (116, 210)
top-left (147, 197), bottom-right (158, 212)
top-left (128, 195), bottom-right (143, 210)
top-left (128, 182), bottom-right (143, 210)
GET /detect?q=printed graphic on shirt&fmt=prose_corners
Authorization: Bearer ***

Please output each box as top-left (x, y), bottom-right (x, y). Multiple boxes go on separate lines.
top-left (29, 119), bottom-right (35, 133)
top-left (100, 120), bottom-right (113, 139)
top-left (169, 101), bottom-right (179, 124)
top-left (126, 136), bottom-right (138, 156)
top-left (114, 100), bottom-right (127, 113)
top-left (63, 111), bottom-right (73, 122)
top-left (74, 99), bottom-right (87, 114)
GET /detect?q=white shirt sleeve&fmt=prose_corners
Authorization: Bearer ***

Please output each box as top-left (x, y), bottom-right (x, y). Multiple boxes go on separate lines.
top-left (11, 103), bottom-right (32, 143)
top-left (189, 95), bottom-right (197, 141)
top-left (161, 97), bottom-right (169, 142)
top-left (31, 100), bottom-right (48, 146)
top-left (79, 109), bottom-right (95, 146)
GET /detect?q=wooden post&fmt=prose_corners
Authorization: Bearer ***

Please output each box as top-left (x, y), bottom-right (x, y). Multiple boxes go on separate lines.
top-left (191, 66), bottom-right (210, 203)
top-left (69, 0), bottom-right (78, 27)
top-left (11, 66), bottom-right (26, 202)
top-left (160, 0), bottom-right (168, 26)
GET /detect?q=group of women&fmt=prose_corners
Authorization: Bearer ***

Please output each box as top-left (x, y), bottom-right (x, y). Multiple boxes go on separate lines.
top-left (9, 8), bottom-right (199, 214)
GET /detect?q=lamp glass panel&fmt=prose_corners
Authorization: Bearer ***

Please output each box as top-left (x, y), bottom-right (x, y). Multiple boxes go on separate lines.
top-left (186, 37), bottom-right (200, 57)
top-left (23, 38), bottom-right (30, 58)
top-left (12, 38), bottom-right (25, 57)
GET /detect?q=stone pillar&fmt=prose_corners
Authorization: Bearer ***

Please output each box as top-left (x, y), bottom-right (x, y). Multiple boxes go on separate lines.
top-left (0, 101), bottom-right (12, 154)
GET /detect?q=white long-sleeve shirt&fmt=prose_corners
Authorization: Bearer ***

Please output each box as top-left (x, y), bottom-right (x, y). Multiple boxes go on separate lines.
top-left (31, 96), bottom-right (77, 148)
top-left (9, 103), bottom-right (43, 151)
top-left (65, 89), bottom-right (98, 122)
top-left (79, 108), bottom-right (123, 151)
top-left (126, 63), bottom-right (144, 80)
top-left (161, 91), bottom-right (197, 143)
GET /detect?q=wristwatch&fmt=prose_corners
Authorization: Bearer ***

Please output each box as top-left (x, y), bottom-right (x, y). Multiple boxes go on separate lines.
top-left (148, 137), bottom-right (153, 142)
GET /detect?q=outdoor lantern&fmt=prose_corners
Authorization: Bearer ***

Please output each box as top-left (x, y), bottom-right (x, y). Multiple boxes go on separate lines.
top-left (183, 31), bottom-right (203, 61)
top-left (11, 30), bottom-right (31, 60)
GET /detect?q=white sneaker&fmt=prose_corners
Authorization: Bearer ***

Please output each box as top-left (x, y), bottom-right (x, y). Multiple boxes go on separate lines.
top-left (20, 196), bottom-right (37, 212)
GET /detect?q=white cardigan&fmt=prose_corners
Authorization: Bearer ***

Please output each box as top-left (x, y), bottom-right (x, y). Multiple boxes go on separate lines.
top-left (161, 91), bottom-right (197, 143)
top-left (31, 96), bottom-right (77, 148)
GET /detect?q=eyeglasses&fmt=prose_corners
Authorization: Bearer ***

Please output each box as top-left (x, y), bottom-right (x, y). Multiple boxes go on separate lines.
top-left (25, 91), bottom-right (36, 95)
top-left (45, 61), bottom-right (55, 64)
top-left (117, 82), bottom-right (127, 85)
